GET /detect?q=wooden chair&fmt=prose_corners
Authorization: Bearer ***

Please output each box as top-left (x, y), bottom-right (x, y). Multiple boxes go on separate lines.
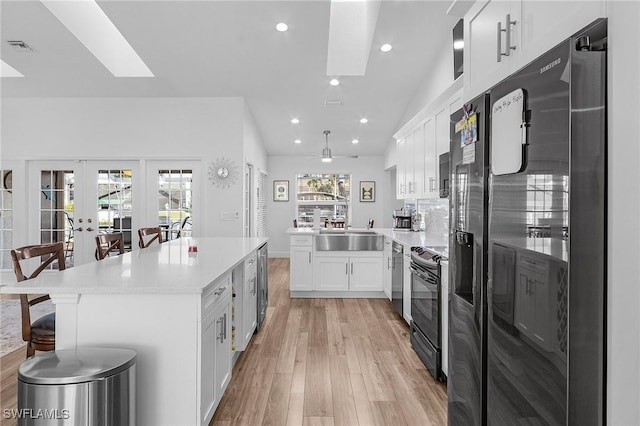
top-left (95, 232), bottom-right (125, 260)
top-left (10, 242), bottom-right (65, 358)
top-left (138, 227), bottom-right (163, 249)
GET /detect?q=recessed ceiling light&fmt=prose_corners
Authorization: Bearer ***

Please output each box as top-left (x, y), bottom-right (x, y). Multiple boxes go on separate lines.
top-left (276, 23), bottom-right (288, 32)
top-left (291, 118), bottom-right (300, 124)
top-left (380, 43), bottom-right (393, 52)
top-left (294, 139), bottom-right (302, 144)
top-left (352, 139), bottom-right (359, 144)
top-left (330, 78), bottom-right (340, 86)
top-left (453, 40), bottom-right (464, 50)
top-left (360, 118), bottom-right (368, 124)
top-left (41, 0), bottom-right (153, 77)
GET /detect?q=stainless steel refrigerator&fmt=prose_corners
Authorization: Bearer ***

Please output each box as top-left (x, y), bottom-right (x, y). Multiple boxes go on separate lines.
top-left (448, 19), bottom-right (607, 425)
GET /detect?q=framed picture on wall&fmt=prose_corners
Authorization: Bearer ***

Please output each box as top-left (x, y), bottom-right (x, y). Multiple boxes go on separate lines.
top-left (359, 181), bottom-right (375, 202)
top-left (273, 180), bottom-right (289, 202)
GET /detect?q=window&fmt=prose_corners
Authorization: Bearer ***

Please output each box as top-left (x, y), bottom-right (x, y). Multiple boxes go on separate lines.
top-left (296, 173), bottom-right (351, 227)
top-left (98, 169), bottom-right (133, 250)
top-left (0, 170), bottom-right (13, 269)
top-left (157, 170), bottom-right (192, 239)
top-left (525, 173), bottom-right (568, 239)
top-left (38, 169), bottom-right (75, 268)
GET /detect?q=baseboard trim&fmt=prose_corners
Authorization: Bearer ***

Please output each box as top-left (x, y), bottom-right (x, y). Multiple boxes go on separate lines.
top-left (290, 291), bottom-right (388, 299)
top-left (269, 251), bottom-right (290, 258)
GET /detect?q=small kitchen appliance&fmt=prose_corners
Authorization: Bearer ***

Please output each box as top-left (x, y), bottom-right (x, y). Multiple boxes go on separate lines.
top-left (392, 209), bottom-right (412, 230)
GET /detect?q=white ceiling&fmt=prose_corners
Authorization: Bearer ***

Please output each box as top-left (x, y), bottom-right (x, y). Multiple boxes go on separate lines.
top-left (0, 1), bottom-right (458, 157)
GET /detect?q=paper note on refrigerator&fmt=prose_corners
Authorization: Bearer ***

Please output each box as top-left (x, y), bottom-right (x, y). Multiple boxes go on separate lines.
top-left (491, 88), bottom-right (527, 175)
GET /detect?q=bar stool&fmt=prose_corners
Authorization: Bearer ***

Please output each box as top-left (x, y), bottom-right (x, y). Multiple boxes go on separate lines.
top-left (95, 233), bottom-right (125, 260)
top-left (10, 242), bottom-right (65, 358)
top-left (138, 227), bottom-right (163, 249)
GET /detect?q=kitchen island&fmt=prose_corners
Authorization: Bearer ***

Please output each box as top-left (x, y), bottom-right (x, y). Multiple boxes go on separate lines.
top-left (0, 237), bottom-right (268, 426)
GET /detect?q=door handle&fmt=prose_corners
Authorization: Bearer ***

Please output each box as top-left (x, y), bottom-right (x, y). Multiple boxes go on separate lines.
top-left (76, 227), bottom-right (83, 232)
top-left (346, 263), bottom-right (348, 275)
top-left (217, 317), bottom-right (224, 343)
top-left (223, 313), bottom-right (227, 341)
top-left (351, 262), bottom-right (353, 275)
top-left (497, 14), bottom-right (516, 62)
top-left (87, 227), bottom-right (94, 232)
top-left (308, 252), bottom-right (311, 263)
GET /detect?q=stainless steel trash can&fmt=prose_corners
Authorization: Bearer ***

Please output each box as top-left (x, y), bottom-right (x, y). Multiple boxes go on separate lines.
top-left (17, 348), bottom-right (136, 426)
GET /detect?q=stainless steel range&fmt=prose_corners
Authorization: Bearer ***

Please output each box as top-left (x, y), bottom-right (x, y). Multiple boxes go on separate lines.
top-left (409, 246), bottom-right (446, 382)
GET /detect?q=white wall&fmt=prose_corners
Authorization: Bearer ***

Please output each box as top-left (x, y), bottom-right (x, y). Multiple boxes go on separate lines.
top-left (1, 97), bottom-right (251, 238)
top-left (607, 2), bottom-right (640, 424)
top-left (397, 39), bottom-right (455, 129)
top-left (266, 155), bottom-right (390, 256)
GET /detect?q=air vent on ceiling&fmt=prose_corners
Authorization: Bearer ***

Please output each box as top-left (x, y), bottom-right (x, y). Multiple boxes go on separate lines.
top-left (324, 100), bottom-right (343, 107)
top-left (7, 41), bottom-right (34, 52)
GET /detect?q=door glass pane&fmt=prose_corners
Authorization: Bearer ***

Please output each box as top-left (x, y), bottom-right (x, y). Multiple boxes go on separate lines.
top-left (97, 169), bottom-right (133, 251)
top-left (1, 170), bottom-right (13, 269)
top-left (39, 170), bottom-right (74, 269)
top-left (158, 170), bottom-right (192, 240)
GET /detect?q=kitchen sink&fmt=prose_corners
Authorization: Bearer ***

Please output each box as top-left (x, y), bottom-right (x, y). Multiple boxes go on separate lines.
top-left (315, 233), bottom-right (383, 251)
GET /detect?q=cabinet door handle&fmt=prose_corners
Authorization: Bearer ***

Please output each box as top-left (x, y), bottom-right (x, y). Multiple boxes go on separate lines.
top-left (388, 257), bottom-right (391, 270)
top-left (346, 263), bottom-right (349, 275)
top-left (217, 317), bottom-right (224, 343)
top-left (308, 252), bottom-right (311, 263)
top-left (497, 20), bottom-right (503, 62)
top-left (214, 287), bottom-right (226, 296)
top-left (351, 262), bottom-right (354, 275)
top-left (497, 14), bottom-right (516, 62)
top-left (223, 313), bottom-right (227, 341)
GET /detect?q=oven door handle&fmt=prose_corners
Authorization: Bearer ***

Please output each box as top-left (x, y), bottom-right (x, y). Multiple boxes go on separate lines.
top-left (410, 265), bottom-right (431, 282)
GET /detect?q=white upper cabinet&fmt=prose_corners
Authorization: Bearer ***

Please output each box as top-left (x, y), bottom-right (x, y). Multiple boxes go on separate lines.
top-left (396, 138), bottom-right (406, 199)
top-left (413, 124), bottom-right (426, 198)
top-left (465, 0), bottom-right (518, 100)
top-left (395, 85), bottom-right (463, 201)
top-left (464, 0), bottom-right (605, 101)
top-left (519, 1), bottom-right (605, 66)
top-left (423, 117), bottom-right (437, 199)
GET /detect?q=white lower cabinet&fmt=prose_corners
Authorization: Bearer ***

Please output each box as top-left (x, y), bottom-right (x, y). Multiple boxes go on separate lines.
top-left (314, 256), bottom-right (350, 291)
top-left (243, 253), bottom-right (257, 346)
top-left (383, 238), bottom-right (392, 300)
top-left (200, 274), bottom-right (232, 425)
top-left (290, 236), bottom-right (313, 291)
top-left (350, 257), bottom-right (384, 291)
top-left (313, 253), bottom-right (383, 292)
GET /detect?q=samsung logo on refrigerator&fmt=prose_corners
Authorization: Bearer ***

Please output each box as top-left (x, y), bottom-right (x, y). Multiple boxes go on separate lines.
top-left (540, 58), bottom-right (562, 74)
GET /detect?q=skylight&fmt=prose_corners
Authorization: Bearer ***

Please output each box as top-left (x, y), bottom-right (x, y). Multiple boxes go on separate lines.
top-left (41, 0), bottom-right (153, 77)
top-left (0, 60), bottom-right (24, 77)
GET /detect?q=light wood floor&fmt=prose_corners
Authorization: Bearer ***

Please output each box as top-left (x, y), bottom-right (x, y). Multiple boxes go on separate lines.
top-left (0, 258), bottom-right (447, 426)
top-left (211, 258), bottom-right (447, 425)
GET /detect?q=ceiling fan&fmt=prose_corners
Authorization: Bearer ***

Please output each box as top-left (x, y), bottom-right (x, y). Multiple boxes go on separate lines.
top-left (311, 130), bottom-right (358, 162)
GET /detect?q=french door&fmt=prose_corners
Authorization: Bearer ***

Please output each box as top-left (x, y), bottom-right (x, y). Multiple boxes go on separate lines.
top-left (29, 161), bottom-right (141, 267)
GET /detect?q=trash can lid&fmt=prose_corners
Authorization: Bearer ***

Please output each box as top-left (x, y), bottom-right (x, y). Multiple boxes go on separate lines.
top-left (18, 348), bottom-right (136, 385)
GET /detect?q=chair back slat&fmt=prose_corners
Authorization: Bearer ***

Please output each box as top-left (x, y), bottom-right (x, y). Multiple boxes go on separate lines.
top-left (11, 242), bottom-right (66, 282)
top-left (138, 227), bottom-right (163, 249)
top-left (95, 233), bottom-right (125, 260)
top-left (10, 242), bottom-right (65, 349)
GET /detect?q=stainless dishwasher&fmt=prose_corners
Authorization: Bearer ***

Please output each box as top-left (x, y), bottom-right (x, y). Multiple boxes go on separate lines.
top-left (391, 241), bottom-right (403, 316)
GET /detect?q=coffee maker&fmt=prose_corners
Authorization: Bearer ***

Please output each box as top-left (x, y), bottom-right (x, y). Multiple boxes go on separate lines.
top-left (393, 209), bottom-right (412, 230)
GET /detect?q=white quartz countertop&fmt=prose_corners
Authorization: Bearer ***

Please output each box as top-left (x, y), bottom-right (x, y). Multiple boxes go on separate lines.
top-left (0, 237), bottom-right (268, 295)
top-left (286, 227), bottom-right (448, 258)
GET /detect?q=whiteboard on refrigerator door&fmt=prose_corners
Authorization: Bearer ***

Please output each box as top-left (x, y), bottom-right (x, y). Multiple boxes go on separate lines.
top-left (491, 88), bottom-right (527, 175)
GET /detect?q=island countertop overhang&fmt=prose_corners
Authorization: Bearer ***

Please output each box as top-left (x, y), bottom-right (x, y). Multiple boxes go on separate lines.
top-left (0, 237), bottom-right (268, 295)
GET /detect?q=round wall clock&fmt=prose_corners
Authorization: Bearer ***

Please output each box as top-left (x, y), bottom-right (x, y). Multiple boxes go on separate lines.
top-left (208, 158), bottom-right (239, 188)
